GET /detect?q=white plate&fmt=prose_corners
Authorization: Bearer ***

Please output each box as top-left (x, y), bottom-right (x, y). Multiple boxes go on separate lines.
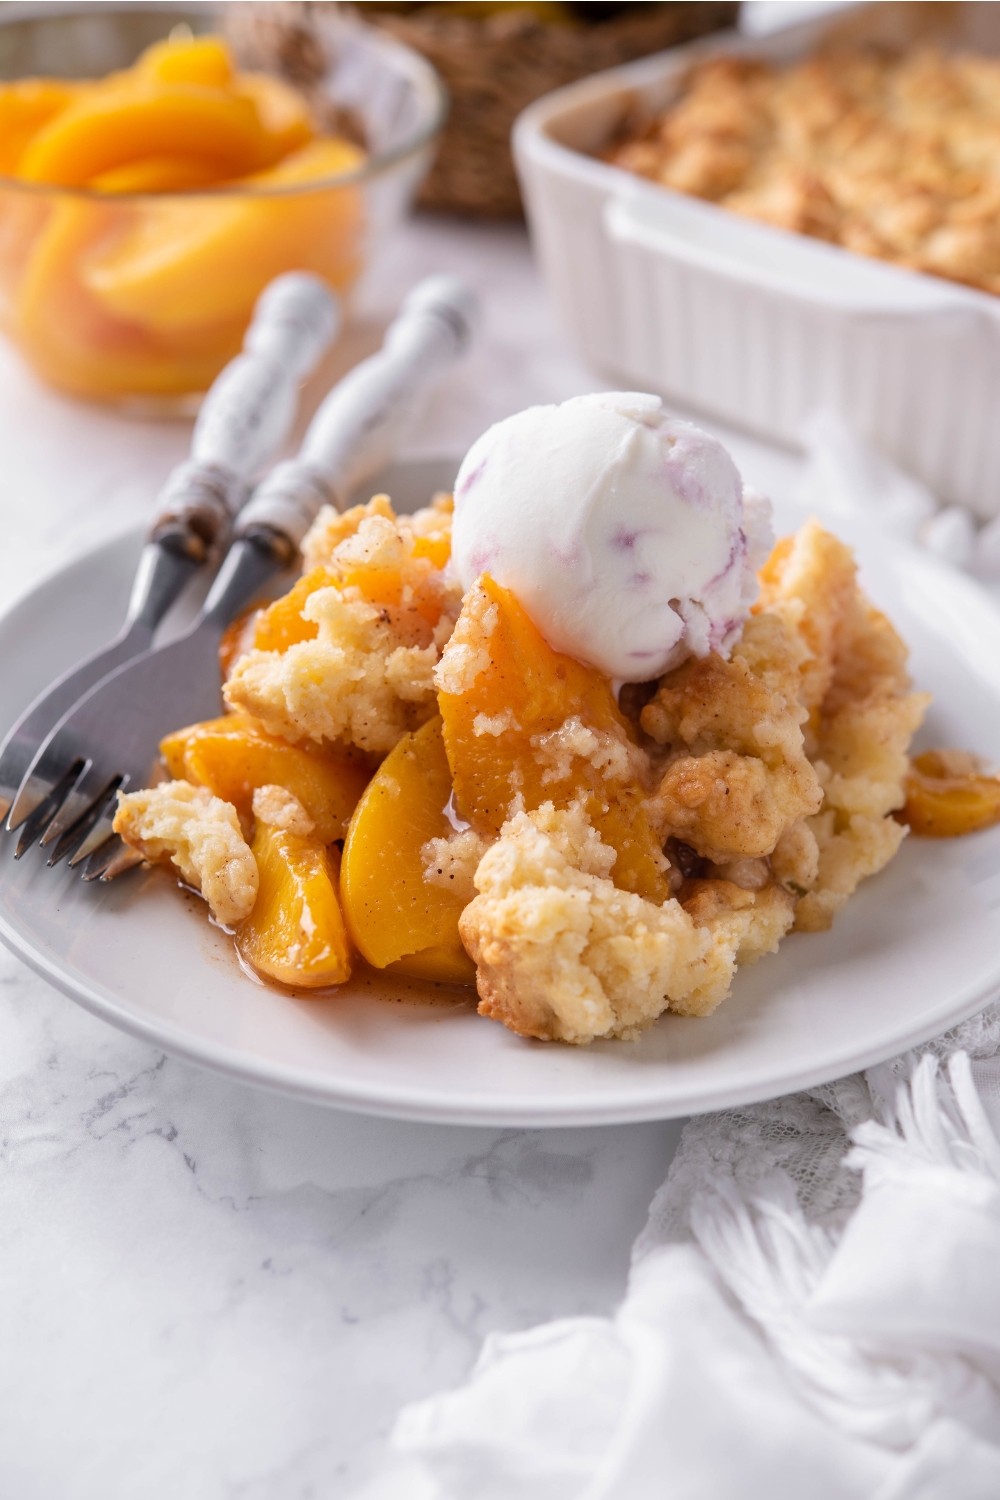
top-left (3, 461), bottom-right (1000, 1126)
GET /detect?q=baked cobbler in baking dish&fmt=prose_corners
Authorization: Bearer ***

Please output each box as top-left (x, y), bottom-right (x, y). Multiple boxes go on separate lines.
top-left (606, 47), bottom-right (1000, 296)
top-left (113, 395), bottom-right (1000, 1045)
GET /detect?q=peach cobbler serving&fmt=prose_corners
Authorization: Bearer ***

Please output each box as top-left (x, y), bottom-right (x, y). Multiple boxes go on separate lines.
top-left (605, 47), bottom-right (1000, 296)
top-left (113, 394), bottom-right (1000, 1045)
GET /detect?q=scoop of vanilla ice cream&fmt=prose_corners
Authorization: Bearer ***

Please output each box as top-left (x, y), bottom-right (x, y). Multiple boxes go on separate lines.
top-left (451, 392), bottom-right (774, 682)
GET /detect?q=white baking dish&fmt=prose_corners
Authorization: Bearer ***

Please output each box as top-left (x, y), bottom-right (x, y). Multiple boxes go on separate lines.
top-left (513, 2), bottom-right (1000, 519)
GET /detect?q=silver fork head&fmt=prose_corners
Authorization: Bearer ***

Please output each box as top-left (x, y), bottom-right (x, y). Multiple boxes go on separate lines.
top-left (46, 779), bottom-right (125, 868)
top-left (13, 761), bottom-right (85, 859)
top-left (39, 763), bottom-right (126, 851)
top-left (10, 533), bottom-right (287, 869)
top-left (12, 624), bottom-right (227, 860)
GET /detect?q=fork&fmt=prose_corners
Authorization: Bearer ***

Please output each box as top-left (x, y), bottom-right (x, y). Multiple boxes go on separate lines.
top-left (13, 275), bottom-right (477, 876)
top-left (0, 271), bottom-right (339, 826)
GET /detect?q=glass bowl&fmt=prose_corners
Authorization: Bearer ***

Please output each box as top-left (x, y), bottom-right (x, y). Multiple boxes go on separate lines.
top-left (0, 3), bottom-right (446, 410)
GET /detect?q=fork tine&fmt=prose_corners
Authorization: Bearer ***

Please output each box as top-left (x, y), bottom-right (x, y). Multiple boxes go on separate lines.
top-left (82, 836), bottom-right (124, 881)
top-left (47, 777), bottom-right (124, 868)
top-left (66, 807), bottom-right (121, 868)
top-left (7, 754), bottom-right (80, 833)
top-left (67, 772), bottom-right (130, 868)
top-left (13, 761), bottom-right (84, 858)
top-left (85, 836), bottom-right (144, 883)
top-left (39, 761), bottom-right (123, 849)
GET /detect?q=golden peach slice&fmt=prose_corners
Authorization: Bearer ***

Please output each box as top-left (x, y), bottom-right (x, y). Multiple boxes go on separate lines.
top-left (237, 823), bottom-right (350, 988)
top-left (903, 749), bottom-right (1000, 838)
top-left (160, 712), bottom-right (369, 844)
top-left (340, 716), bottom-right (476, 983)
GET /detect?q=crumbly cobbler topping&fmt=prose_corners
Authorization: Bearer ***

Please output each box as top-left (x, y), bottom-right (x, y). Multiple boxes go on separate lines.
top-left (252, 784), bottom-right (315, 836)
top-left (450, 518), bottom-right (927, 1041)
top-left (225, 493), bottom-right (462, 755)
top-left (421, 826), bottom-right (493, 905)
top-left (642, 518), bottom-right (927, 933)
top-left (642, 608), bottom-right (823, 865)
top-left (459, 800), bottom-right (794, 1044)
top-left (531, 715), bottom-right (649, 787)
top-left (113, 780), bottom-right (258, 926)
top-left (605, 48), bottom-right (1000, 295)
top-left (754, 519), bottom-right (929, 931)
top-left (433, 578), bottom-right (498, 698)
top-left (117, 480), bottom-right (936, 1045)
top-left (301, 491), bottom-right (454, 571)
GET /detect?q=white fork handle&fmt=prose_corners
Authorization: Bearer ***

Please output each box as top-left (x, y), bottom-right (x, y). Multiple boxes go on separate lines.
top-left (235, 275), bottom-right (477, 549)
top-left (151, 273), bottom-right (340, 558)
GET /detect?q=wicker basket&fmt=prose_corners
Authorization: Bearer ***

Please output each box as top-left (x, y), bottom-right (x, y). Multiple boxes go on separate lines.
top-left (227, 3), bottom-right (740, 217)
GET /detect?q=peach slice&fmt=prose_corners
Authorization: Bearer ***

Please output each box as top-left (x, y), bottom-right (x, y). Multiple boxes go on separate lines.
top-left (385, 942), bottom-right (477, 985)
top-left (250, 567), bottom-right (336, 654)
top-left (160, 713), bottom-right (369, 844)
top-left (137, 39), bottom-right (312, 160)
top-left (246, 535), bottom-right (453, 664)
top-left (437, 576), bottom-right (669, 903)
top-left (340, 715), bottom-right (476, 983)
top-left (135, 36), bottom-right (235, 90)
top-left (78, 136), bottom-right (365, 335)
top-left (0, 79), bottom-right (83, 174)
top-left (236, 73), bottom-right (315, 163)
top-left (902, 749), bottom-right (1000, 838)
top-left (11, 194), bottom-right (243, 400)
top-left (89, 156), bottom-right (229, 193)
top-left (336, 554), bottom-right (448, 636)
top-left (237, 823), bottom-right (351, 988)
top-left (19, 83), bottom-right (269, 186)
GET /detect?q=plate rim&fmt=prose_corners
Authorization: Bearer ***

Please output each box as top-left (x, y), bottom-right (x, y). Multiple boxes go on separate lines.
top-left (1, 897), bottom-right (996, 1125)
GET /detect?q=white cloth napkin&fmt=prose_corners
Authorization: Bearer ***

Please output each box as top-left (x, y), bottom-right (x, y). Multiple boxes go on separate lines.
top-left (356, 1011), bottom-right (1000, 1499)
top-left (354, 421), bottom-right (1000, 1498)
top-left (798, 409), bottom-right (1000, 582)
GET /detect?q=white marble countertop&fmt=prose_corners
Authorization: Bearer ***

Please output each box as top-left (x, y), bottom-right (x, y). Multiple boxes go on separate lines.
top-left (0, 216), bottom-right (804, 1500)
